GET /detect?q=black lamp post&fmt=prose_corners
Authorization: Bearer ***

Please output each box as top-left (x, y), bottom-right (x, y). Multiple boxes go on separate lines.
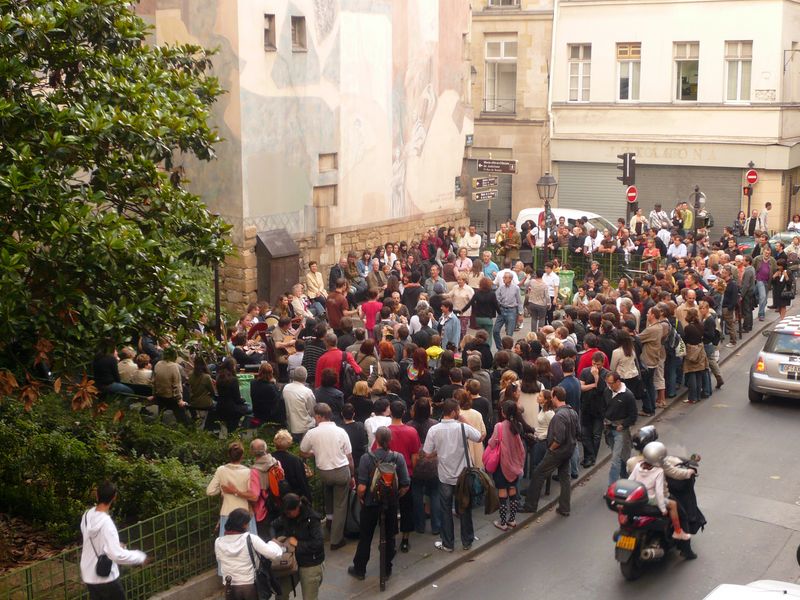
top-left (536, 172), bottom-right (558, 263)
top-left (692, 185), bottom-right (705, 258)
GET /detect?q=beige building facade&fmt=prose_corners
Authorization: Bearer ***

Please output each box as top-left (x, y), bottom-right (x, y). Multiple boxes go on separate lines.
top-left (468, 0), bottom-right (553, 234)
top-left (138, 0), bottom-right (474, 308)
top-left (549, 0), bottom-right (800, 231)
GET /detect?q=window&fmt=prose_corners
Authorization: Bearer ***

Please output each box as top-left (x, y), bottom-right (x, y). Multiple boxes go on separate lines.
top-left (568, 44), bottom-right (591, 102)
top-left (263, 14), bottom-right (276, 51)
top-left (617, 43), bottom-right (641, 101)
top-left (488, 0), bottom-right (520, 6)
top-left (318, 153), bottom-right (337, 172)
top-left (291, 16), bottom-right (306, 51)
top-left (725, 41), bottom-right (752, 102)
top-left (674, 42), bottom-right (699, 101)
top-left (484, 38), bottom-right (517, 112)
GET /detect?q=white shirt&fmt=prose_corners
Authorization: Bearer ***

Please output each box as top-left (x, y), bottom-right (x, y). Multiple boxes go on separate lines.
top-left (215, 533), bottom-right (283, 586)
top-left (542, 271), bottom-right (560, 298)
top-left (364, 414), bottom-right (392, 449)
top-left (283, 381), bottom-right (316, 435)
top-left (667, 243), bottom-right (687, 258)
top-left (584, 234), bottom-right (603, 253)
top-left (493, 268), bottom-right (516, 288)
top-left (657, 228), bottom-right (672, 247)
top-left (80, 508), bottom-right (147, 585)
top-left (300, 421), bottom-right (352, 470)
top-left (460, 232), bottom-right (483, 255)
top-left (423, 419), bottom-right (481, 485)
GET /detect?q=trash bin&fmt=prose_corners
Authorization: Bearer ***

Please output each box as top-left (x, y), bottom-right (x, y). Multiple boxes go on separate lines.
top-left (558, 270), bottom-right (575, 302)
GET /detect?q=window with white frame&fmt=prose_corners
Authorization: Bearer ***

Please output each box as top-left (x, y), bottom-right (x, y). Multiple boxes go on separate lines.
top-left (617, 43), bottom-right (641, 101)
top-left (484, 37), bottom-right (517, 112)
top-left (568, 44), bottom-right (591, 102)
top-left (674, 42), bottom-right (699, 101)
top-left (725, 41), bottom-right (752, 102)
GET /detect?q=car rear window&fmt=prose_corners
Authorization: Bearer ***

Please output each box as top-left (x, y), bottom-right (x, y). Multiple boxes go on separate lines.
top-left (764, 332), bottom-right (800, 355)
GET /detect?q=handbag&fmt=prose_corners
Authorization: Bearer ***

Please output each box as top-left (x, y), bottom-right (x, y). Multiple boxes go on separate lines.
top-left (482, 422), bottom-right (503, 474)
top-left (270, 537), bottom-right (298, 576)
top-left (84, 512), bottom-right (113, 577)
top-left (411, 449), bottom-right (438, 481)
top-left (246, 535), bottom-right (282, 600)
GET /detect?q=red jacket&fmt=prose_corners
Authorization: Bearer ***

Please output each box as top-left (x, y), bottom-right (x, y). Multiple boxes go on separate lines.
top-left (576, 349), bottom-right (609, 374)
top-left (314, 348), bottom-right (362, 389)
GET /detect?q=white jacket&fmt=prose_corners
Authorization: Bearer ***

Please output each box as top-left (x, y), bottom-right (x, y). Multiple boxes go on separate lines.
top-left (214, 533), bottom-right (283, 585)
top-left (80, 507), bottom-right (147, 585)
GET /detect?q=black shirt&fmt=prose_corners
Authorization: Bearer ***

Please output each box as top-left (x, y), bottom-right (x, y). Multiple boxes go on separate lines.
top-left (93, 354), bottom-right (120, 388)
top-left (342, 421), bottom-right (369, 468)
top-left (546, 406), bottom-right (578, 451)
top-left (579, 367), bottom-right (609, 417)
top-left (348, 394), bottom-right (374, 423)
top-left (314, 386), bottom-right (344, 423)
top-left (250, 380), bottom-right (285, 424)
top-left (272, 450), bottom-right (313, 501)
top-left (603, 386), bottom-right (637, 427)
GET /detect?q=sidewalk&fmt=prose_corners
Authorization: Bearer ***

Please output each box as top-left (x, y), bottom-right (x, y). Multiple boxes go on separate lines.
top-left (190, 314), bottom-right (775, 600)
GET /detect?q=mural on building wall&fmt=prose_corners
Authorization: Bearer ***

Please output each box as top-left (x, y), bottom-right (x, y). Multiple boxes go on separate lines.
top-left (145, 0), bottom-right (473, 238)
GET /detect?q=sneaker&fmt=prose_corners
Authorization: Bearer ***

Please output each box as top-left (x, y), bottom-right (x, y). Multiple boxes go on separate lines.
top-left (434, 541), bottom-right (454, 552)
top-left (725, 342), bottom-right (736, 348)
top-left (672, 530), bottom-right (692, 541)
top-left (400, 538), bottom-right (410, 553)
top-left (493, 520), bottom-right (508, 531)
top-left (506, 520), bottom-right (517, 528)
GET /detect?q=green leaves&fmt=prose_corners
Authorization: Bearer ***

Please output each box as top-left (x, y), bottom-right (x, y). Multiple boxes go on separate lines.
top-left (0, 0), bottom-right (232, 371)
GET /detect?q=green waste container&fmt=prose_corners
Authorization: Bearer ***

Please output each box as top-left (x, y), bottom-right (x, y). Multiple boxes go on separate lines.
top-left (558, 270), bottom-right (575, 302)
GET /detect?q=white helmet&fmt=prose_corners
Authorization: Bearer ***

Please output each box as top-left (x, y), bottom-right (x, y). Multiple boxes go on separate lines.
top-left (642, 441), bottom-right (667, 467)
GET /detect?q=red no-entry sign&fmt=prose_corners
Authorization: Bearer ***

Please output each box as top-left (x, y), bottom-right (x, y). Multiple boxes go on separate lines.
top-left (746, 169), bottom-right (758, 184)
top-left (626, 185), bottom-right (638, 203)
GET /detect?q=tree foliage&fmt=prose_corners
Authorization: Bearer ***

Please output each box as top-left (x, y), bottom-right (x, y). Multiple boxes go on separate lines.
top-left (0, 0), bottom-right (232, 373)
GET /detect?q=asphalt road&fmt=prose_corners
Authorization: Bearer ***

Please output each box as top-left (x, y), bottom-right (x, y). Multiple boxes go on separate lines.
top-left (414, 322), bottom-right (800, 600)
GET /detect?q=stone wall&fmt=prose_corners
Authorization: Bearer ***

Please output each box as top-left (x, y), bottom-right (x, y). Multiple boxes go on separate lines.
top-left (220, 207), bottom-right (470, 313)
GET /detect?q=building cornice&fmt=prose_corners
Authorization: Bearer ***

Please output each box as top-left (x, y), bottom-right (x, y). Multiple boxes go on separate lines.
top-left (551, 102), bottom-right (800, 110)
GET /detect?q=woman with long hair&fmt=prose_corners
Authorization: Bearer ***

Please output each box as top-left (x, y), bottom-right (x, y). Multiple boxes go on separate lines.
top-left (532, 389), bottom-right (556, 471)
top-left (250, 362), bottom-right (284, 425)
top-left (400, 347), bottom-right (434, 401)
top-left (461, 277), bottom-right (500, 344)
top-left (681, 308), bottom-right (709, 405)
top-left (487, 399), bottom-right (527, 531)
top-left (216, 357), bottom-right (249, 431)
top-left (732, 210), bottom-right (746, 237)
top-left (534, 356), bottom-right (554, 390)
top-left (609, 330), bottom-right (645, 414)
top-left (772, 259), bottom-right (795, 320)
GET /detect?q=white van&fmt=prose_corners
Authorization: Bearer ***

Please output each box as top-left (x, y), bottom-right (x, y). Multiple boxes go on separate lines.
top-left (515, 207), bottom-right (617, 235)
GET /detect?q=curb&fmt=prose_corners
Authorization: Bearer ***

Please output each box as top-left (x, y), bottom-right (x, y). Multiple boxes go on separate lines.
top-left (386, 316), bottom-right (774, 600)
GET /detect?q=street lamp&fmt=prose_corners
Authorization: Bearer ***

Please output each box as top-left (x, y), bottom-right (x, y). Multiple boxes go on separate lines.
top-left (536, 172), bottom-right (558, 263)
top-left (691, 185), bottom-right (706, 258)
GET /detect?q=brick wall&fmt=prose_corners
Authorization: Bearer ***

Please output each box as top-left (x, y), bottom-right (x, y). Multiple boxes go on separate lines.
top-left (220, 208), bottom-right (470, 313)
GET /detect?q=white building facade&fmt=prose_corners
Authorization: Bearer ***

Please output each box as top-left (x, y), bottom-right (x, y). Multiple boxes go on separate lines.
top-left (549, 0), bottom-right (800, 231)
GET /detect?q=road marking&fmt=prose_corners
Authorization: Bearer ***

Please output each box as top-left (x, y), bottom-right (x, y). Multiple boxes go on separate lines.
top-left (770, 475), bottom-right (781, 480)
top-left (712, 403), bottom-right (730, 408)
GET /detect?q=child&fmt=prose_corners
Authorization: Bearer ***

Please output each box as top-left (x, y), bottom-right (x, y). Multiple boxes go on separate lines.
top-left (425, 334), bottom-right (444, 370)
top-left (629, 458), bottom-right (691, 540)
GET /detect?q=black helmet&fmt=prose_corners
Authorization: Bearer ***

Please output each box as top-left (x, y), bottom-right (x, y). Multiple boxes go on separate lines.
top-left (632, 425), bottom-right (658, 452)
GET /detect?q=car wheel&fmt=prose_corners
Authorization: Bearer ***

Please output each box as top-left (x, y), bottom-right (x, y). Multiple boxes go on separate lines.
top-left (748, 388), bottom-right (763, 403)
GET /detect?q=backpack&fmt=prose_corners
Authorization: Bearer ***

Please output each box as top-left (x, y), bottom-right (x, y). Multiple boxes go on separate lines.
top-left (259, 463), bottom-right (287, 517)
top-left (340, 352), bottom-right (359, 397)
top-left (270, 537), bottom-right (298, 577)
top-left (368, 451), bottom-right (399, 504)
top-left (664, 320), bottom-right (686, 358)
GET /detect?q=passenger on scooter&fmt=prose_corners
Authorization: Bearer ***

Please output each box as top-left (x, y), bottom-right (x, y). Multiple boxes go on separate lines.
top-left (628, 442), bottom-right (691, 541)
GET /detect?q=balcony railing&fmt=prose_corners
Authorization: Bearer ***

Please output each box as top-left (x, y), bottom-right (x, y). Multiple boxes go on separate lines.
top-left (483, 98), bottom-right (516, 113)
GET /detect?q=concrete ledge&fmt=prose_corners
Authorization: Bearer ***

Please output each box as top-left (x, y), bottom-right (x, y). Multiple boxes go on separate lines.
top-left (150, 571), bottom-right (221, 600)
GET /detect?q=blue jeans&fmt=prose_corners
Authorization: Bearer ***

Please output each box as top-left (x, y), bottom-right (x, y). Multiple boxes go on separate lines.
top-left (439, 482), bottom-right (474, 550)
top-left (756, 280), bottom-right (768, 319)
top-left (309, 301), bottom-right (325, 317)
top-left (492, 308), bottom-right (517, 350)
top-left (412, 478), bottom-right (442, 534)
top-left (102, 382), bottom-right (134, 396)
top-left (665, 354), bottom-right (682, 397)
top-left (685, 370), bottom-right (703, 401)
top-left (570, 446), bottom-right (580, 478)
top-left (607, 428), bottom-right (632, 485)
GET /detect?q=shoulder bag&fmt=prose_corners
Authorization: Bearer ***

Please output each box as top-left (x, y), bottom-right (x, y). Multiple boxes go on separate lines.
top-left (83, 512), bottom-right (113, 577)
top-left (481, 422), bottom-right (503, 474)
top-left (246, 535), bottom-right (281, 600)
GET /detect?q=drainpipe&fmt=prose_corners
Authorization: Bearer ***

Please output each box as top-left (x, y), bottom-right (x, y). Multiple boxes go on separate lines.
top-left (547, 0), bottom-right (559, 179)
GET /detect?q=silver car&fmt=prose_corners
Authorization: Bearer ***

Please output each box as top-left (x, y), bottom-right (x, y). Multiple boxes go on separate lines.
top-left (749, 316), bottom-right (800, 403)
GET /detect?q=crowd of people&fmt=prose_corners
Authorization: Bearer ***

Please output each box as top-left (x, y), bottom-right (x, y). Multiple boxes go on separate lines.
top-left (84, 204), bottom-right (798, 599)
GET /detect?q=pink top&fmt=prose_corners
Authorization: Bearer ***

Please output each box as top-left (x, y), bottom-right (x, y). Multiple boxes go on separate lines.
top-left (361, 300), bottom-right (383, 332)
top-left (488, 420), bottom-right (526, 482)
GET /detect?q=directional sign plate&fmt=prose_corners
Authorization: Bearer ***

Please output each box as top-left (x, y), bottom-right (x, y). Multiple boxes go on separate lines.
top-left (477, 159), bottom-right (517, 174)
top-left (472, 176), bottom-right (499, 189)
top-left (472, 189), bottom-right (498, 202)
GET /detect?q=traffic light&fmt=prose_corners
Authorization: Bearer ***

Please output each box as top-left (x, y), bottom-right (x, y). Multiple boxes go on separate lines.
top-left (616, 153), bottom-right (636, 186)
top-left (742, 185), bottom-right (752, 197)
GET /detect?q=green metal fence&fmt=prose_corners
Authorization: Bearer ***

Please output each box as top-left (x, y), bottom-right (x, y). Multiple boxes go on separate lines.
top-left (522, 248), bottom-right (659, 285)
top-left (0, 496), bottom-right (219, 600)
